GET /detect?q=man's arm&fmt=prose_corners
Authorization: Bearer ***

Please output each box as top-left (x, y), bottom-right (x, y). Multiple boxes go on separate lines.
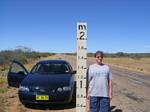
top-left (109, 80), bottom-right (112, 100)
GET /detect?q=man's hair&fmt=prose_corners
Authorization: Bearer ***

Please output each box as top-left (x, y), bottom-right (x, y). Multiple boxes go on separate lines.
top-left (94, 51), bottom-right (104, 57)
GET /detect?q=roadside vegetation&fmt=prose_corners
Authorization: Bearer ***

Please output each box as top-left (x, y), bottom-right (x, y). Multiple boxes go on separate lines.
top-left (63, 52), bottom-right (150, 59)
top-left (87, 52), bottom-right (150, 58)
top-left (0, 46), bottom-right (55, 71)
top-left (87, 52), bottom-right (150, 74)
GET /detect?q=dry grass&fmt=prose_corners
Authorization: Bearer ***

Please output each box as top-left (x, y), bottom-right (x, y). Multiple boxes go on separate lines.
top-left (103, 57), bottom-right (150, 74)
top-left (0, 71), bottom-right (8, 89)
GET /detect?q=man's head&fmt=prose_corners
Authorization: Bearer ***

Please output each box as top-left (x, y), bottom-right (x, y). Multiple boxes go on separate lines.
top-left (94, 51), bottom-right (104, 64)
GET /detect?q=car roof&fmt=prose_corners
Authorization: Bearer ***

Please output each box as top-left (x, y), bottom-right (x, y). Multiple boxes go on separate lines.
top-left (38, 59), bottom-right (69, 64)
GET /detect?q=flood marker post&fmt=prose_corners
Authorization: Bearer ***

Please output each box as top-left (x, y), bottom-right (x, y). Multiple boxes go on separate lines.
top-left (76, 22), bottom-right (87, 112)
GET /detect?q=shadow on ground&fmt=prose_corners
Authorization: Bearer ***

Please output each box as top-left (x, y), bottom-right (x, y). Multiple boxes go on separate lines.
top-left (111, 106), bottom-right (123, 112)
top-left (24, 103), bottom-right (122, 111)
top-left (24, 102), bottom-right (76, 110)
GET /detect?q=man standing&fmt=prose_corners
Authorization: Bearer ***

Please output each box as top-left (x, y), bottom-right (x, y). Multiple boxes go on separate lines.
top-left (87, 51), bottom-right (112, 112)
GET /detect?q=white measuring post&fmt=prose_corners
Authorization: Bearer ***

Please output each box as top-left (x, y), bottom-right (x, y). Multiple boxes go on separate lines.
top-left (76, 22), bottom-right (87, 112)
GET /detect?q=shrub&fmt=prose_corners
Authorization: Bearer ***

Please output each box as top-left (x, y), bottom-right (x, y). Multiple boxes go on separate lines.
top-left (0, 48), bottom-right (55, 70)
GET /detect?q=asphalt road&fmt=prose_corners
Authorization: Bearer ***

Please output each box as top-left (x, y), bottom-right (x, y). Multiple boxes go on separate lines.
top-left (110, 66), bottom-right (150, 112)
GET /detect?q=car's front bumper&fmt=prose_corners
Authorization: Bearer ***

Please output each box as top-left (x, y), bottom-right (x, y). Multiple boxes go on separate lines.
top-left (19, 90), bottom-right (73, 105)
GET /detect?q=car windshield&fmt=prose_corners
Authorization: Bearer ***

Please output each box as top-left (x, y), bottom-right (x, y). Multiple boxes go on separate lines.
top-left (31, 62), bottom-right (71, 74)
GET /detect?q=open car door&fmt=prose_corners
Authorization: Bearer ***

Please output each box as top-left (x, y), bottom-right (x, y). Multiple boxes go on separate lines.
top-left (7, 60), bottom-right (28, 87)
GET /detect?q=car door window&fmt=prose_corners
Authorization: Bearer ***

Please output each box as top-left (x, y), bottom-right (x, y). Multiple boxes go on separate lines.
top-left (10, 63), bottom-right (27, 75)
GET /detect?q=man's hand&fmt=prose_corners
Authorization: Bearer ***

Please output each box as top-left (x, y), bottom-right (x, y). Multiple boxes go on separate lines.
top-left (86, 94), bottom-right (90, 112)
top-left (87, 94), bottom-right (90, 100)
top-left (109, 92), bottom-right (112, 101)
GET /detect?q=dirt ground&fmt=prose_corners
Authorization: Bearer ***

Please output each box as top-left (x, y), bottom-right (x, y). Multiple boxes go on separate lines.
top-left (0, 54), bottom-right (150, 112)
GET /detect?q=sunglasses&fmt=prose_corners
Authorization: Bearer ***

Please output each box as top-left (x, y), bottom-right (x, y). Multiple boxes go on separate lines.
top-left (96, 56), bottom-right (103, 59)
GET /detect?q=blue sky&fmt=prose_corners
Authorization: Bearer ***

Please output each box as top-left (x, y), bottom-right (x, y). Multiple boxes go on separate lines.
top-left (0, 0), bottom-right (150, 53)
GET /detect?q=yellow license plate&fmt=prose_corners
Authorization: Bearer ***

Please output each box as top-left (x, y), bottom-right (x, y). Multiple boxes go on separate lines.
top-left (36, 95), bottom-right (49, 100)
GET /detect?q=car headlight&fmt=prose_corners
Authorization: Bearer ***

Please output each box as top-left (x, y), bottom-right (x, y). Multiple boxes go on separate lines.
top-left (19, 86), bottom-right (29, 92)
top-left (63, 86), bottom-right (71, 91)
top-left (57, 87), bottom-right (63, 92)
